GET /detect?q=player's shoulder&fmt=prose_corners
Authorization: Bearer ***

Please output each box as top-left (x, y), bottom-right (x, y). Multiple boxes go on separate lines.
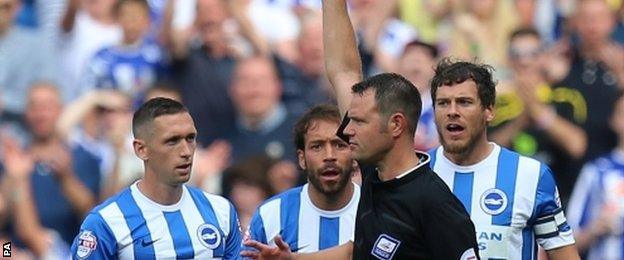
top-left (500, 146), bottom-right (547, 175)
top-left (89, 187), bottom-right (132, 215)
top-left (185, 185), bottom-right (234, 210)
top-left (260, 185), bottom-right (304, 208)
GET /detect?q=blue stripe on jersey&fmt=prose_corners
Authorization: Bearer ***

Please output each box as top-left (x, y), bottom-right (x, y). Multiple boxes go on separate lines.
top-left (248, 211), bottom-right (268, 244)
top-left (522, 227), bottom-right (535, 260)
top-left (116, 190), bottom-right (156, 259)
top-left (280, 187), bottom-right (302, 251)
top-left (163, 211), bottom-right (194, 259)
top-left (187, 188), bottom-right (225, 258)
top-left (453, 172), bottom-right (474, 213)
top-left (493, 148), bottom-right (519, 226)
top-left (428, 148), bottom-right (437, 167)
top-left (318, 217), bottom-right (339, 250)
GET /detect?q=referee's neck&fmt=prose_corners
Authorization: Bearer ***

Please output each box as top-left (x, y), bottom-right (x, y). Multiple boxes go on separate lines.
top-left (376, 145), bottom-right (421, 181)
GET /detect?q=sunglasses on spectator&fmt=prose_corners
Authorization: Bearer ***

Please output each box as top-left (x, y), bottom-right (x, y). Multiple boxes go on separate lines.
top-left (509, 47), bottom-right (543, 59)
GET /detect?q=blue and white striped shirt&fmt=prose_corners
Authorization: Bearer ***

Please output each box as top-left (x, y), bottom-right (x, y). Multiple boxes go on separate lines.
top-left (429, 143), bottom-right (575, 260)
top-left (71, 182), bottom-right (241, 259)
top-left (567, 149), bottom-right (624, 260)
top-left (247, 183), bottom-right (359, 253)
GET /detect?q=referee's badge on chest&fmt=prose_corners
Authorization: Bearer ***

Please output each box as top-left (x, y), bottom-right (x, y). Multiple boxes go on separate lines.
top-left (480, 188), bottom-right (508, 215)
top-left (371, 234), bottom-right (401, 260)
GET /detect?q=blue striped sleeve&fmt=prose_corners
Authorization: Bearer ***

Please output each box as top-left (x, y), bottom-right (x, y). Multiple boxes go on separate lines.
top-left (533, 165), bottom-right (571, 237)
top-left (248, 209), bottom-right (268, 244)
top-left (224, 202), bottom-right (242, 259)
top-left (71, 212), bottom-right (116, 259)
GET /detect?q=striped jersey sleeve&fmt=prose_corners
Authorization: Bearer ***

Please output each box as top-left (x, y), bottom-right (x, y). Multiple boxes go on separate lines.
top-left (532, 165), bottom-right (575, 250)
top-left (71, 211), bottom-right (117, 259)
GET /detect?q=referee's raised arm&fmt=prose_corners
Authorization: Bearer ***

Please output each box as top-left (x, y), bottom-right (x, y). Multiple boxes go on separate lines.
top-left (322, 0), bottom-right (362, 116)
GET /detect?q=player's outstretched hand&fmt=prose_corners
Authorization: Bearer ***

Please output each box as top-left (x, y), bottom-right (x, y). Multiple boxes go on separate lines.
top-left (241, 235), bottom-right (293, 260)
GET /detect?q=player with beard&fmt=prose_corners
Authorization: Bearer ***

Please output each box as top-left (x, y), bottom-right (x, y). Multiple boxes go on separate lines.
top-left (246, 104), bottom-right (360, 253)
top-left (427, 59), bottom-right (579, 259)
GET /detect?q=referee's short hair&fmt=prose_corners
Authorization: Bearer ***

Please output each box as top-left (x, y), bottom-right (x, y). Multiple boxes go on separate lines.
top-left (352, 73), bottom-right (422, 135)
top-left (294, 104), bottom-right (343, 151)
top-left (133, 97), bottom-right (189, 139)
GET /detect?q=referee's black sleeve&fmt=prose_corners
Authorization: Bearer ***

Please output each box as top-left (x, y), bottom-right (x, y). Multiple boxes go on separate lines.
top-left (421, 177), bottom-right (480, 259)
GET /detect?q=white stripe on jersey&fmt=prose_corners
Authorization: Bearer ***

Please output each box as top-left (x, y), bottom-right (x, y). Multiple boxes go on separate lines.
top-left (131, 186), bottom-right (177, 259)
top-left (259, 199), bottom-right (282, 247)
top-left (252, 183), bottom-right (360, 253)
top-left (206, 193), bottom-right (232, 239)
top-left (298, 191), bottom-right (322, 252)
top-left (100, 202), bottom-right (134, 259)
top-left (179, 193), bottom-right (213, 258)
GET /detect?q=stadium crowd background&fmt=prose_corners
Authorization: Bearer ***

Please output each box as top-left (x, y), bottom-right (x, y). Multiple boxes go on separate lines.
top-left (0, 0), bottom-right (623, 258)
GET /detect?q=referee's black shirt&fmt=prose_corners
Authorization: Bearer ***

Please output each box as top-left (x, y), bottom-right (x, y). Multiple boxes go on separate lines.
top-left (353, 152), bottom-right (479, 259)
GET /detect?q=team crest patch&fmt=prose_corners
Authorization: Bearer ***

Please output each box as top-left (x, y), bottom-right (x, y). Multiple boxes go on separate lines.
top-left (197, 223), bottom-right (222, 249)
top-left (480, 188), bottom-right (508, 215)
top-left (371, 234), bottom-right (401, 260)
top-left (76, 230), bottom-right (97, 259)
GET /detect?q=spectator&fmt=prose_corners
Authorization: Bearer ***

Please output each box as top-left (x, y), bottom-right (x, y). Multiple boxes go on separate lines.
top-left (59, 0), bottom-right (121, 101)
top-left (166, 0), bottom-right (237, 146)
top-left (221, 156), bottom-right (273, 229)
top-left (18, 83), bottom-right (99, 245)
top-left (82, 0), bottom-right (167, 105)
top-left (490, 27), bottom-right (587, 203)
top-left (395, 40), bottom-right (440, 151)
top-left (556, 0), bottom-right (623, 164)
top-left (567, 92), bottom-right (624, 259)
top-left (449, 0), bottom-right (518, 73)
top-left (56, 90), bottom-right (134, 200)
top-left (0, 0), bottom-right (57, 115)
top-left (223, 56), bottom-right (299, 164)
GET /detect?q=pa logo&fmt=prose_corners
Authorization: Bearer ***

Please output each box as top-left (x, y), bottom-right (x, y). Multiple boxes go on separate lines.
top-left (480, 188), bottom-right (508, 215)
top-left (197, 223), bottom-right (222, 249)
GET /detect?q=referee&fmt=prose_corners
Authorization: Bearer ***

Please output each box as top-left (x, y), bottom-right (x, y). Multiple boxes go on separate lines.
top-left (242, 0), bottom-right (479, 259)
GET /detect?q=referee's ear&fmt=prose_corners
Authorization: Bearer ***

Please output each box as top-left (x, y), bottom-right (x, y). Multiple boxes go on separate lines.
top-left (133, 139), bottom-right (149, 161)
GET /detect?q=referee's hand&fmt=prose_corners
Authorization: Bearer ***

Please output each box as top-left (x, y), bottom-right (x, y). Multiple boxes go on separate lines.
top-left (241, 235), bottom-right (293, 260)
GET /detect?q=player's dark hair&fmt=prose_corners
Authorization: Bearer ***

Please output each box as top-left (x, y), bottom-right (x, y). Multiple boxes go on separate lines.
top-left (294, 104), bottom-right (343, 150)
top-left (430, 58), bottom-right (497, 108)
top-left (351, 73), bottom-right (422, 135)
top-left (132, 97), bottom-right (188, 138)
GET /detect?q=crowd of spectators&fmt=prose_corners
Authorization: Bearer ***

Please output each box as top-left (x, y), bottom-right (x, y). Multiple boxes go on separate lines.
top-left (1, 0), bottom-right (624, 258)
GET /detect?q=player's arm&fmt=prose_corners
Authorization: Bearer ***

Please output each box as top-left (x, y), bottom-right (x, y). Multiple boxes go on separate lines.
top-left (242, 236), bottom-right (352, 260)
top-left (533, 166), bottom-right (580, 260)
top-left (322, 0), bottom-right (362, 116)
top-left (71, 213), bottom-right (117, 259)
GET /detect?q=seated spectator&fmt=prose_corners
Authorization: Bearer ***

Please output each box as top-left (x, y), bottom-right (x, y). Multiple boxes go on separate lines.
top-left (567, 92), bottom-right (624, 259)
top-left (0, 0), bottom-right (57, 115)
top-left (82, 0), bottom-right (167, 104)
top-left (222, 56), bottom-right (299, 164)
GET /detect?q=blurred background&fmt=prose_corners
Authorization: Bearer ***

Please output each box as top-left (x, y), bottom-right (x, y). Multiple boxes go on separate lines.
top-left (1, 0), bottom-right (624, 258)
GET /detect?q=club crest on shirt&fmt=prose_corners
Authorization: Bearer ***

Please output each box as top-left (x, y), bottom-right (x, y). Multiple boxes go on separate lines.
top-left (371, 234), bottom-right (401, 260)
top-left (480, 188), bottom-right (508, 215)
top-left (197, 223), bottom-right (222, 249)
top-left (76, 230), bottom-right (97, 259)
